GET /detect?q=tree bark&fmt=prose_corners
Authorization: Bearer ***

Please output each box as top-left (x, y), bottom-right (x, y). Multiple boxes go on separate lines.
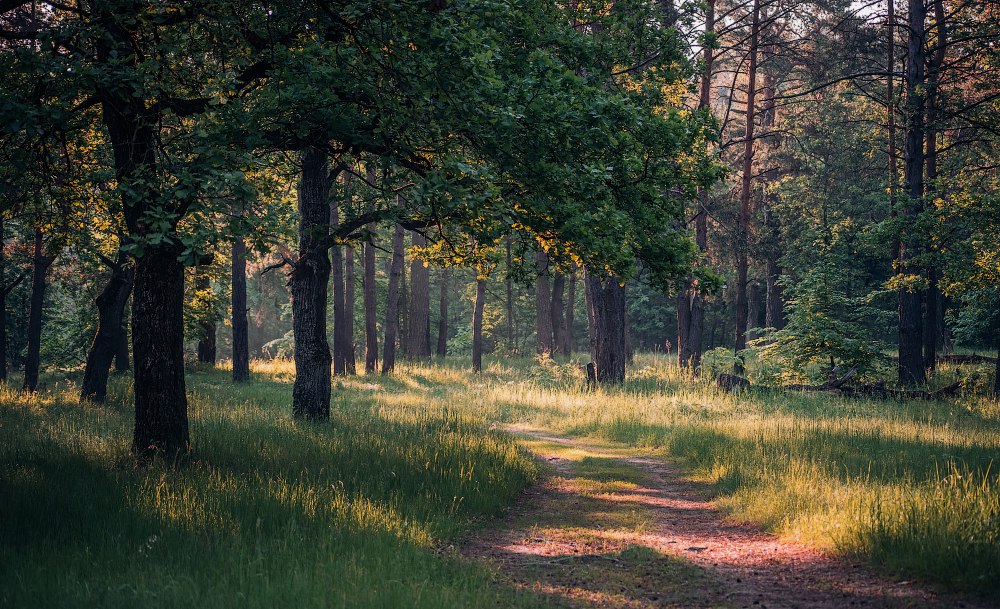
top-left (472, 277), bottom-right (487, 372)
top-left (290, 147), bottom-right (332, 420)
top-left (381, 223), bottom-right (406, 375)
top-left (734, 0), bottom-right (761, 375)
top-left (0, 217), bottom-right (8, 383)
top-left (406, 232), bottom-right (431, 359)
top-left (344, 245), bottom-right (356, 374)
top-left (585, 271), bottom-right (597, 360)
top-left (535, 251), bottom-right (553, 354)
top-left (585, 271), bottom-right (627, 383)
top-left (898, 0), bottom-right (927, 386)
top-left (566, 270), bottom-right (576, 356)
top-left (922, 0), bottom-right (946, 374)
top-left (81, 254), bottom-right (133, 402)
top-left (22, 228), bottom-right (54, 393)
top-left (231, 238), bottom-right (250, 382)
top-left (747, 280), bottom-right (762, 341)
top-left (437, 267), bottom-right (449, 357)
top-left (551, 273), bottom-right (567, 356)
top-left (363, 226), bottom-right (378, 373)
top-left (678, 0), bottom-right (714, 371)
top-left (505, 236), bottom-right (516, 352)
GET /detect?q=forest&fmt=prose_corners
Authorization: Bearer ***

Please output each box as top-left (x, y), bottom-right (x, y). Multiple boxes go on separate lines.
top-left (1, 0), bottom-right (998, 608)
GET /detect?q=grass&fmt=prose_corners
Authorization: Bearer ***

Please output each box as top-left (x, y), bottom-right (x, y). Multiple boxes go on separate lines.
top-left (1, 352), bottom-right (998, 606)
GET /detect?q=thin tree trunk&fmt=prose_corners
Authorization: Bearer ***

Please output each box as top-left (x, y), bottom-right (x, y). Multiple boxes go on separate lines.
top-left (22, 228), bottom-right (54, 393)
top-left (764, 207), bottom-right (784, 330)
top-left (406, 232), bottom-right (431, 359)
top-left (232, 238), bottom-right (250, 382)
top-left (535, 251), bottom-right (553, 354)
top-left (898, 0), bottom-right (927, 386)
top-left (437, 267), bottom-right (449, 357)
top-left (472, 277), bottom-right (486, 372)
top-left (747, 280), bottom-right (762, 341)
top-left (734, 0), bottom-right (761, 375)
top-left (566, 270), bottom-right (576, 356)
top-left (381, 222), bottom-right (406, 375)
top-left (290, 147), bottom-right (332, 420)
top-left (585, 271), bottom-right (627, 383)
top-left (505, 236), bottom-right (515, 352)
top-left (344, 245), bottom-right (356, 374)
top-left (923, 0), bottom-right (945, 374)
top-left (585, 272), bottom-right (597, 361)
top-left (330, 195), bottom-right (347, 376)
top-left (551, 273), bottom-right (567, 356)
top-left (363, 226), bottom-right (378, 373)
top-left (81, 255), bottom-right (132, 402)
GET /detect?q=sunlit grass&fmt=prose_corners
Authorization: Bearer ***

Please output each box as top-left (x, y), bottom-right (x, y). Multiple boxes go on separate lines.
top-left (2, 352), bottom-right (997, 605)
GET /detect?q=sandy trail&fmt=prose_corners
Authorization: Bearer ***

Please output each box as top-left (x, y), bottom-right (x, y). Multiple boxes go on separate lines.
top-left (461, 429), bottom-right (994, 609)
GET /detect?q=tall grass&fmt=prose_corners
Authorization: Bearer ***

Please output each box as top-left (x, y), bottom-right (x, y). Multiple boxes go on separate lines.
top-left (2, 353), bottom-right (997, 605)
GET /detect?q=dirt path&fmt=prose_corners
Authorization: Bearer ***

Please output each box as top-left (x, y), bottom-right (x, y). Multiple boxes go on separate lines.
top-left (461, 428), bottom-right (993, 609)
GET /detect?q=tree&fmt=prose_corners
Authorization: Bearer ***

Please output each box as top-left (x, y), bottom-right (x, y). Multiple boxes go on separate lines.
top-left (232, 238), bottom-right (250, 382)
top-left (80, 253), bottom-right (132, 401)
top-left (535, 251), bottom-right (553, 354)
top-left (472, 276), bottom-right (487, 372)
top-left (437, 268), bottom-right (450, 357)
top-left (586, 272), bottom-right (628, 383)
top-left (382, 223), bottom-right (406, 376)
top-left (406, 232), bottom-right (431, 359)
top-left (363, 225), bottom-right (379, 374)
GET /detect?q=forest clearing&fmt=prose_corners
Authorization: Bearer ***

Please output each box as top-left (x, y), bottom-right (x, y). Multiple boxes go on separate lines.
top-left (3, 0), bottom-right (1000, 606)
top-left (2, 356), bottom-right (998, 608)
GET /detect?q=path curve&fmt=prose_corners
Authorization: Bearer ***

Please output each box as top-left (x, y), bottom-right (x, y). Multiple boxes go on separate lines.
top-left (461, 428), bottom-right (993, 609)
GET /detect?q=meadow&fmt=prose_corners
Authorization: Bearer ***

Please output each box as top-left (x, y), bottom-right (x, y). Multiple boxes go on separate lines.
top-left (1, 354), bottom-right (998, 608)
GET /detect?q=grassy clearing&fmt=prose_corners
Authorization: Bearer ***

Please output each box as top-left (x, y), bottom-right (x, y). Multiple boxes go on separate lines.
top-left (0, 364), bottom-right (550, 609)
top-left (2, 353), bottom-right (998, 605)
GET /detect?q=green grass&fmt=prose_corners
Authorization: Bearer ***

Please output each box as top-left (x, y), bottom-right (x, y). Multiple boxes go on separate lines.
top-left (2, 353), bottom-right (998, 606)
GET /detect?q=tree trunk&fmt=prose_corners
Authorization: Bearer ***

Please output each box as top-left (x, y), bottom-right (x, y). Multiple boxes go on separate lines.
top-left (381, 223), bottom-right (406, 375)
top-left (0, 217), bottom-right (7, 383)
top-left (747, 280), bottom-right (762, 341)
top-left (922, 0), bottom-right (945, 374)
top-left (585, 271), bottom-right (627, 383)
top-left (290, 147), bottom-right (332, 420)
top-left (678, 0), bottom-right (714, 371)
top-left (406, 232), bottom-right (431, 359)
top-left (330, 195), bottom-right (347, 376)
top-left (585, 272), bottom-right (597, 361)
top-left (898, 0), bottom-right (927, 387)
top-left (734, 0), bottom-right (761, 375)
top-left (132, 246), bottom-right (189, 454)
top-left (344, 245), bottom-right (356, 374)
top-left (232, 238), bottom-right (250, 382)
top-left (472, 277), bottom-right (487, 372)
top-left (437, 267), bottom-right (449, 357)
top-left (551, 273), bottom-right (567, 356)
top-left (81, 255), bottom-right (133, 402)
top-left (22, 228), bottom-right (54, 393)
top-left (363, 226), bottom-right (378, 373)
top-left (535, 251), bottom-right (553, 354)
top-left (566, 270), bottom-right (576, 356)
top-left (505, 236), bottom-right (516, 352)
top-left (195, 269), bottom-right (217, 365)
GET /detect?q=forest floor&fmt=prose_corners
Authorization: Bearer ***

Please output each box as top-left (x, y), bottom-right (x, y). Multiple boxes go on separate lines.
top-left (461, 427), bottom-right (995, 609)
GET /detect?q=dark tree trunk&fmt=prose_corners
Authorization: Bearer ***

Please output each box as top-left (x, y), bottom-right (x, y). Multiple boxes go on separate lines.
top-left (566, 270), bottom-right (576, 356)
top-left (330, 196), bottom-right (347, 376)
top-left (381, 223), bottom-right (406, 375)
top-left (551, 273), bottom-right (567, 356)
top-left (585, 271), bottom-right (597, 360)
top-left (290, 148), bottom-right (332, 420)
top-left (22, 228), bottom-right (54, 393)
top-left (114, 319), bottom-right (130, 373)
top-left (406, 232), bottom-right (431, 359)
top-left (363, 226), bottom-right (378, 373)
top-left (437, 267), bottom-right (449, 357)
top-left (232, 238), bottom-right (250, 382)
top-left (195, 269), bottom-right (217, 365)
top-left (734, 0), bottom-right (761, 375)
top-left (747, 280), bottom-right (762, 341)
top-left (505, 237), bottom-right (515, 351)
top-left (678, 0), bottom-right (714, 371)
top-left (0, 217), bottom-right (8, 383)
top-left (585, 271), bottom-right (627, 383)
top-left (344, 245), bottom-right (356, 374)
top-left (132, 246), bottom-right (189, 455)
top-left (898, 0), bottom-right (927, 387)
top-left (535, 251), bottom-right (553, 354)
top-left (81, 255), bottom-right (133, 402)
top-left (472, 277), bottom-right (486, 372)
top-left (922, 0), bottom-right (945, 374)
